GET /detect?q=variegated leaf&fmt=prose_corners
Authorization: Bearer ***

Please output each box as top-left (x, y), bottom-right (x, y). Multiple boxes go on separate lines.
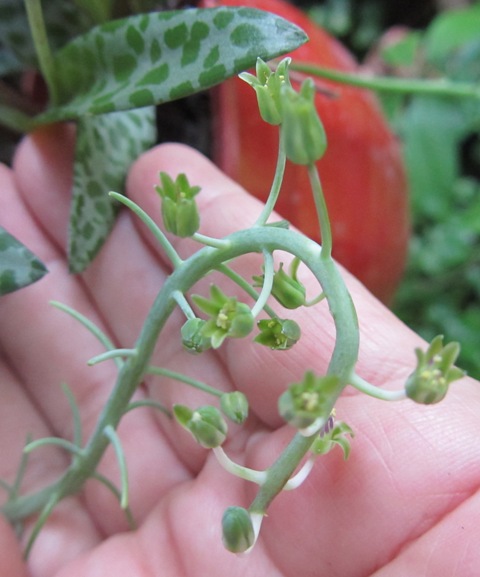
top-left (0, 226), bottom-right (48, 295)
top-left (36, 7), bottom-right (308, 122)
top-left (69, 106), bottom-right (156, 273)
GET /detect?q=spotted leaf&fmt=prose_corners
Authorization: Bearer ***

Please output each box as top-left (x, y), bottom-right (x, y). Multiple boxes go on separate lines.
top-left (35, 7), bottom-right (308, 122)
top-left (0, 227), bottom-right (48, 295)
top-left (69, 106), bottom-right (156, 273)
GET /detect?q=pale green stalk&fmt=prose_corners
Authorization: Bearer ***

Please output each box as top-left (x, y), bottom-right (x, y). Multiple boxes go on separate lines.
top-left (1, 227), bottom-right (358, 524)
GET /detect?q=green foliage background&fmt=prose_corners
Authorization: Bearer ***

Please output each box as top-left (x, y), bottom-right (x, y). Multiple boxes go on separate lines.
top-left (307, 0), bottom-right (480, 379)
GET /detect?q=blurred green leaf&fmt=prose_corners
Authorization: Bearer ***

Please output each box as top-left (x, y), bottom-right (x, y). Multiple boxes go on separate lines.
top-left (0, 0), bottom-right (90, 75)
top-left (424, 3), bottom-right (480, 68)
top-left (0, 227), bottom-right (48, 295)
top-left (381, 31), bottom-right (421, 67)
top-left (69, 106), bottom-right (156, 273)
top-left (399, 96), bottom-right (473, 219)
top-left (35, 7), bottom-right (308, 123)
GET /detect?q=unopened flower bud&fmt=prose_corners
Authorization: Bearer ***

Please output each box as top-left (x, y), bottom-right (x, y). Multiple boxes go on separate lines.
top-left (181, 318), bottom-right (211, 354)
top-left (280, 78), bottom-right (327, 165)
top-left (239, 57), bottom-right (292, 125)
top-left (255, 318), bottom-right (301, 350)
top-left (253, 262), bottom-right (306, 310)
top-left (222, 507), bottom-right (255, 553)
top-left (220, 391), bottom-right (249, 424)
top-left (173, 404), bottom-right (228, 448)
top-left (155, 172), bottom-right (200, 237)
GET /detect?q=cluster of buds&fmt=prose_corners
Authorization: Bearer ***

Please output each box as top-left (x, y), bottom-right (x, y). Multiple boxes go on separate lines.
top-left (240, 57), bottom-right (327, 165)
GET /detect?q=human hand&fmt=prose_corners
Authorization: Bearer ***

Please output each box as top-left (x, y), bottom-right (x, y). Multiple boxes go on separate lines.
top-left (0, 124), bottom-right (478, 577)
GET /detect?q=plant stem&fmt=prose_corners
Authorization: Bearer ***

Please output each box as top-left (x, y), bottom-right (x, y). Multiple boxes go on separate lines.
top-left (307, 163), bottom-right (332, 259)
top-left (109, 192), bottom-right (183, 268)
top-left (251, 250), bottom-right (274, 318)
top-left (290, 62), bottom-right (480, 100)
top-left (2, 227), bottom-right (358, 525)
top-left (349, 372), bottom-right (407, 401)
top-left (254, 140), bottom-right (287, 226)
top-left (24, 0), bottom-right (60, 105)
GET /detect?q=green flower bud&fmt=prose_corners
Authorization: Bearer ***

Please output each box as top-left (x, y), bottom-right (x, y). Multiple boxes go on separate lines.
top-left (405, 335), bottom-right (465, 404)
top-left (239, 57), bottom-right (292, 125)
top-left (279, 371), bottom-right (340, 430)
top-left (220, 391), bottom-right (249, 424)
top-left (254, 262), bottom-right (306, 309)
top-left (180, 318), bottom-right (211, 354)
top-left (222, 507), bottom-right (255, 553)
top-left (173, 404), bottom-right (228, 448)
top-left (192, 285), bottom-right (254, 349)
top-left (280, 78), bottom-right (327, 165)
top-left (155, 172), bottom-right (200, 237)
top-left (255, 318), bottom-right (301, 350)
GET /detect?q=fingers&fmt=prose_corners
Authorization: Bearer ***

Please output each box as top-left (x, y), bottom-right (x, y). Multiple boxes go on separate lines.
top-left (126, 144), bottom-right (425, 424)
top-left (4, 132), bottom-right (194, 534)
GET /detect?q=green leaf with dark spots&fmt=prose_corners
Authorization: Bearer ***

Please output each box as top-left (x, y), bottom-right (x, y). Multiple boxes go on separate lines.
top-left (69, 106), bottom-right (156, 273)
top-left (0, 227), bottom-right (48, 295)
top-left (35, 7), bottom-right (308, 122)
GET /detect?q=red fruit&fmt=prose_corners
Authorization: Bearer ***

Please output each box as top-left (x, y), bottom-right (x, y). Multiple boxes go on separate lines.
top-left (208, 0), bottom-right (409, 303)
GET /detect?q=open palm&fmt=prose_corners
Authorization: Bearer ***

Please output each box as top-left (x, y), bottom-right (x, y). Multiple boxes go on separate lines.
top-left (0, 125), bottom-right (478, 577)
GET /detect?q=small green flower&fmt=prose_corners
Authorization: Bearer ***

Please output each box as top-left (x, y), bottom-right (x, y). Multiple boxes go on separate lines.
top-left (155, 172), bottom-right (200, 237)
top-left (222, 506), bottom-right (255, 553)
top-left (239, 57), bottom-right (292, 125)
top-left (220, 391), bottom-right (249, 424)
top-left (280, 78), bottom-right (327, 165)
top-left (311, 416), bottom-right (354, 460)
top-left (192, 285), bottom-right (254, 349)
top-left (255, 318), bottom-right (301, 350)
top-left (279, 371), bottom-right (340, 430)
top-left (405, 335), bottom-right (465, 404)
top-left (173, 404), bottom-right (228, 448)
top-left (253, 261), bottom-right (306, 309)
top-left (180, 318), bottom-right (211, 354)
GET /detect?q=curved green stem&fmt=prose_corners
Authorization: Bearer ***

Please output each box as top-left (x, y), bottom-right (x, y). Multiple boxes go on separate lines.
top-left (104, 425), bottom-right (129, 509)
top-left (349, 372), bottom-right (407, 401)
top-left (87, 348), bottom-right (137, 366)
top-left (251, 250), bottom-right (274, 318)
top-left (192, 233), bottom-right (231, 249)
top-left (216, 264), bottom-right (278, 319)
top-left (290, 62), bottom-right (480, 100)
top-left (1, 227), bottom-right (358, 525)
top-left (254, 141), bottom-right (287, 226)
top-left (146, 366), bottom-right (223, 398)
top-left (172, 290), bottom-right (196, 320)
top-left (307, 163), bottom-right (332, 259)
top-left (109, 191), bottom-right (183, 268)
top-left (24, 437), bottom-right (83, 456)
top-left (213, 447), bottom-right (267, 484)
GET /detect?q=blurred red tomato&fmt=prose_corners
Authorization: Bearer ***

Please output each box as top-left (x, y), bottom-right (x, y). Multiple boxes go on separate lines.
top-left (207, 0), bottom-right (410, 303)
